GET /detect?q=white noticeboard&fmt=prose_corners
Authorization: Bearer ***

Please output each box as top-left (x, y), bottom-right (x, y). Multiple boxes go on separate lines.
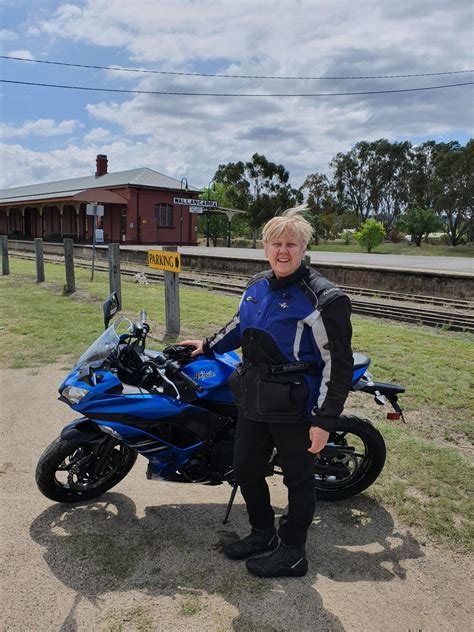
top-left (86, 203), bottom-right (105, 217)
top-left (189, 205), bottom-right (204, 214)
top-left (95, 229), bottom-right (104, 243)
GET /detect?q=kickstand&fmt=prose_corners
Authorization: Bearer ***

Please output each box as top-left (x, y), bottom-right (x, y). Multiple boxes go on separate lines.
top-left (222, 483), bottom-right (239, 525)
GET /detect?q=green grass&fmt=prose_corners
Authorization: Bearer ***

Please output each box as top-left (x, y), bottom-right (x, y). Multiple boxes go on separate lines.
top-left (308, 241), bottom-right (474, 257)
top-left (369, 423), bottom-right (474, 551)
top-left (1, 258), bottom-right (473, 551)
top-left (180, 595), bottom-right (204, 617)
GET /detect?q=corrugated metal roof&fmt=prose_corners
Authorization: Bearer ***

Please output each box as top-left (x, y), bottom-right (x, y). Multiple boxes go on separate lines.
top-left (0, 167), bottom-right (200, 205)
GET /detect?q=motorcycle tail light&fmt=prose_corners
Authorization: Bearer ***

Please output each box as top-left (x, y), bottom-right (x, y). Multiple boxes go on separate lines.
top-left (387, 412), bottom-right (400, 420)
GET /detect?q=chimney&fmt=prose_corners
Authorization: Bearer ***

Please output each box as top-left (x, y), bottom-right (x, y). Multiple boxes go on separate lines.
top-left (95, 154), bottom-right (108, 177)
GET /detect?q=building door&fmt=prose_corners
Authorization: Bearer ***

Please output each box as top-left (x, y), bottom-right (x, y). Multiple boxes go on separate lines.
top-left (24, 208), bottom-right (32, 239)
top-left (120, 208), bottom-right (127, 242)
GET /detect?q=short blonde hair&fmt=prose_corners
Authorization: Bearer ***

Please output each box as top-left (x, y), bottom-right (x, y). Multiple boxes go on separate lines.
top-left (262, 205), bottom-right (313, 248)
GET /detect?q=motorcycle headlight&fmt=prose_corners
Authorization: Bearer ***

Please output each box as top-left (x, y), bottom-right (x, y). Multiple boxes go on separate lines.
top-left (62, 386), bottom-right (89, 404)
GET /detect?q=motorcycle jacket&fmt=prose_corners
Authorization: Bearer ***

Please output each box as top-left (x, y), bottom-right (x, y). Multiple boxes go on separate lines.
top-left (203, 263), bottom-right (353, 430)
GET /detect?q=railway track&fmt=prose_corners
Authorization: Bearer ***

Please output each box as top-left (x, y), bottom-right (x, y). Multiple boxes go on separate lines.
top-left (11, 251), bottom-right (474, 333)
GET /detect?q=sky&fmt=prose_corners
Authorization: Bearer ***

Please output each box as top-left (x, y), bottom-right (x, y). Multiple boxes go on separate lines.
top-left (0, 0), bottom-right (473, 191)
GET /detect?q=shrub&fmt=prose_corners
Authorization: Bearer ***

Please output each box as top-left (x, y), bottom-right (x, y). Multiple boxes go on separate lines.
top-left (341, 230), bottom-right (354, 245)
top-left (355, 219), bottom-right (386, 252)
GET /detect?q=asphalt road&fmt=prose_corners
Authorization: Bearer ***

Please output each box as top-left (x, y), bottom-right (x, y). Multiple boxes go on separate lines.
top-left (129, 245), bottom-right (474, 274)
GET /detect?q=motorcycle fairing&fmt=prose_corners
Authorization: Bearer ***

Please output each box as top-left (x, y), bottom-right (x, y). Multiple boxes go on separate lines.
top-left (61, 417), bottom-right (204, 480)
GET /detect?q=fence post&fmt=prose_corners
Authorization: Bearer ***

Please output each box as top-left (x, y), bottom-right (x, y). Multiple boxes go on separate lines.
top-left (63, 238), bottom-right (76, 294)
top-left (35, 238), bottom-right (45, 283)
top-left (1, 235), bottom-right (9, 276)
top-left (164, 246), bottom-right (180, 336)
top-left (108, 243), bottom-right (122, 306)
top-left (304, 254), bottom-right (311, 267)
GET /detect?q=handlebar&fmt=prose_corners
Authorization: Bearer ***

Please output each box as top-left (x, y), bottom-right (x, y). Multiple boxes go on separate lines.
top-left (166, 359), bottom-right (204, 393)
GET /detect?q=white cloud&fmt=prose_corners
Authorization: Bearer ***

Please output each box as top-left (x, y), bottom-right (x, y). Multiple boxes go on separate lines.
top-left (0, 119), bottom-right (80, 139)
top-left (6, 49), bottom-right (34, 60)
top-left (0, 29), bottom-right (17, 43)
top-left (1, 0), bottom-right (472, 190)
top-left (83, 127), bottom-right (114, 144)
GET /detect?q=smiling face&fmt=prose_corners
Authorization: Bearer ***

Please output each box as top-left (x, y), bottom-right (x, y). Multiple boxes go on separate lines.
top-left (264, 229), bottom-right (306, 279)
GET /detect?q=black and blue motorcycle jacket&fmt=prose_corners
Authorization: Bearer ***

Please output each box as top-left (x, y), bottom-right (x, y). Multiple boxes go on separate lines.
top-left (203, 263), bottom-right (353, 430)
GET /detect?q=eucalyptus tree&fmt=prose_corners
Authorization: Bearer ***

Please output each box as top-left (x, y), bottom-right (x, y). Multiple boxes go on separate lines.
top-left (214, 153), bottom-right (301, 247)
top-left (432, 140), bottom-right (473, 246)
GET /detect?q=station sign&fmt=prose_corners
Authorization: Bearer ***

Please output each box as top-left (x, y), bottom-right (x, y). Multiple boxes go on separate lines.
top-left (173, 197), bottom-right (218, 208)
top-left (148, 250), bottom-right (181, 273)
top-left (86, 203), bottom-right (105, 216)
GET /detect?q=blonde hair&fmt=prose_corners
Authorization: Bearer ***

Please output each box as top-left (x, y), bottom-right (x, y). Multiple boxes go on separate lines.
top-left (262, 204), bottom-right (313, 248)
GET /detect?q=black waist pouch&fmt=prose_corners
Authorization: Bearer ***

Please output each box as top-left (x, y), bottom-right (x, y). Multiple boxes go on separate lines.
top-left (255, 373), bottom-right (308, 419)
top-left (229, 366), bottom-right (309, 422)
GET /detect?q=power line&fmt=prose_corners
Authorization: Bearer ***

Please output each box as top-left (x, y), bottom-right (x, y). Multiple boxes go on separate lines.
top-left (1, 54), bottom-right (473, 81)
top-left (0, 78), bottom-right (472, 97)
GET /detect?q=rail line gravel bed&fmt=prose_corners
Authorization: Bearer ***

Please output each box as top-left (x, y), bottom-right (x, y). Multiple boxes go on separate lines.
top-left (11, 251), bottom-right (474, 333)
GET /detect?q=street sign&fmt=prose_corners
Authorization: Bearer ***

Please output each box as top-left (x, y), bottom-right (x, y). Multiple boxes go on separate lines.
top-left (148, 250), bottom-right (181, 272)
top-left (86, 203), bottom-right (105, 216)
top-left (189, 205), bottom-right (204, 214)
top-left (95, 229), bottom-right (104, 243)
top-left (173, 197), bottom-right (218, 208)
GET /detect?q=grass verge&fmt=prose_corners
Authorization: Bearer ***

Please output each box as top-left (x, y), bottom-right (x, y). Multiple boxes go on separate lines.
top-left (1, 259), bottom-right (473, 551)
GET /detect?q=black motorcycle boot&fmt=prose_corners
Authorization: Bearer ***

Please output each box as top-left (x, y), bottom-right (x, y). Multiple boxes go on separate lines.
top-left (223, 527), bottom-right (278, 560)
top-left (246, 542), bottom-right (308, 577)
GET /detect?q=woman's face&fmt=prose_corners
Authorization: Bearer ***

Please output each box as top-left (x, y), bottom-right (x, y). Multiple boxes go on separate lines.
top-left (264, 229), bottom-right (306, 279)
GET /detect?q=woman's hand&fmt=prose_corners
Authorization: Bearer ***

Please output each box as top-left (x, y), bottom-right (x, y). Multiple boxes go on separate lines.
top-left (178, 339), bottom-right (204, 357)
top-left (308, 426), bottom-right (330, 454)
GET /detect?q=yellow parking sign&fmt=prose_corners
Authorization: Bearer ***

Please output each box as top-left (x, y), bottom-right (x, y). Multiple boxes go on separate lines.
top-left (148, 250), bottom-right (181, 272)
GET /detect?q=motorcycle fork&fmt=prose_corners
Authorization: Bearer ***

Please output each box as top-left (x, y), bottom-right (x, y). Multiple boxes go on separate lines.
top-left (90, 437), bottom-right (118, 476)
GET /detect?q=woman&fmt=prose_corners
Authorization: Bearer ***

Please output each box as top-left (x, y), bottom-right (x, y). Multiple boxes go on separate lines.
top-left (181, 207), bottom-right (353, 578)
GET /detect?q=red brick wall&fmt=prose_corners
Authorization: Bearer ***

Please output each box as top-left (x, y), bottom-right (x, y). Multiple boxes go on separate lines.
top-left (115, 187), bottom-right (199, 245)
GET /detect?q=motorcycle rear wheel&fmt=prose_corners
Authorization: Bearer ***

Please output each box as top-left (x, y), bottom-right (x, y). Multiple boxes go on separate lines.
top-left (314, 414), bottom-right (386, 501)
top-left (36, 436), bottom-right (137, 503)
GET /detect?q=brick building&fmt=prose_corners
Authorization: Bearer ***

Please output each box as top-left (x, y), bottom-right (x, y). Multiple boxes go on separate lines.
top-left (0, 155), bottom-right (201, 245)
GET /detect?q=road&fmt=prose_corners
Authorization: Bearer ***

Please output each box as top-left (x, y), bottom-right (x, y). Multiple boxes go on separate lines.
top-left (128, 245), bottom-right (474, 274)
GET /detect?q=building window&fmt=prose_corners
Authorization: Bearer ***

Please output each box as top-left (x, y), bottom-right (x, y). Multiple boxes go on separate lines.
top-left (155, 203), bottom-right (173, 227)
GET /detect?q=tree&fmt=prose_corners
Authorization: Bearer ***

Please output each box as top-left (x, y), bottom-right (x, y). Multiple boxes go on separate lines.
top-left (214, 153), bottom-right (301, 247)
top-left (198, 182), bottom-right (234, 245)
top-left (371, 139), bottom-right (412, 235)
top-left (331, 141), bottom-right (381, 221)
top-left (396, 207), bottom-right (441, 246)
top-left (299, 172), bottom-right (338, 243)
top-left (432, 140), bottom-right (473, 246)
top-left (331, 139), bottom-right (412, 235)
top-left (355, 219), bottom-right (385, 252)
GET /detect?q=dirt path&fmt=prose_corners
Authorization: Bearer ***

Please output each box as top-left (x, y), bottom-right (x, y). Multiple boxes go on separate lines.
top-left (1, 366), bottom-right (472, 632)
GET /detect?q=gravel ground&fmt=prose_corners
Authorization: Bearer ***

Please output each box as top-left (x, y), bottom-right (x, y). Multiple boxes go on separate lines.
top-left (1, 366), bottom-right (472, 632)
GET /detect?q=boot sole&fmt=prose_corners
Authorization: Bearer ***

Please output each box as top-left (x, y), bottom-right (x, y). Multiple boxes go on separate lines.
top-left (246, 560), bottom-right (308, 577)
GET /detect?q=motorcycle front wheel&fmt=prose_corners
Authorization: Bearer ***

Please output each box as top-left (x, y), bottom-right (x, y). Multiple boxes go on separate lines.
top-left (36, 436), bottom-right (137, 503)
top-left (313, 414), bottom-right (386, 501)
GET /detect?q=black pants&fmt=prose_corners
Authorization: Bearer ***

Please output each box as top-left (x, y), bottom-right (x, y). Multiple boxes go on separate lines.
top-left (233, 415), bottom-right (316, 546)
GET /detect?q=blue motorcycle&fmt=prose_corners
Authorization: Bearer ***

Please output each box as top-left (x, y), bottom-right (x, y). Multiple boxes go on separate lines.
top-left (36, 293), bottom-right (405, 520)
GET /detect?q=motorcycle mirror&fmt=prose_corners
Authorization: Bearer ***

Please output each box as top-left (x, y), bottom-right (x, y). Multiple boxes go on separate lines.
top-left (103, 292), bottom-right (121, 329)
